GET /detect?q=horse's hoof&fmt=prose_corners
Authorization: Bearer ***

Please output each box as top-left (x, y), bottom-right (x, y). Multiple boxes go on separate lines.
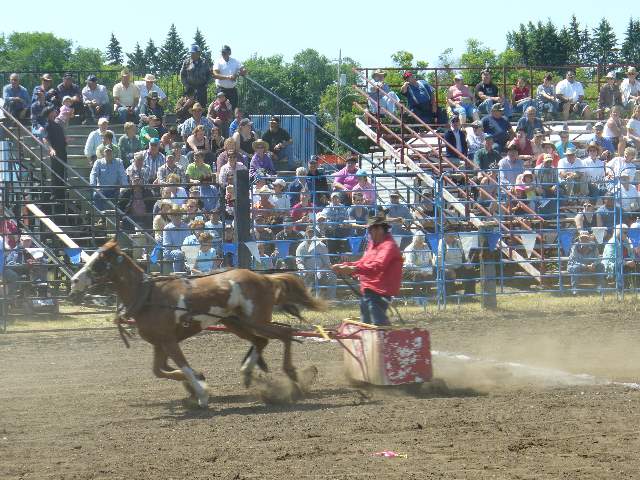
top-left (182, 381), bottom-right (196, 398)
top-left (197, 395), bottom-right (209, 408)
top-left (243, 372), bottom-right (253, 388)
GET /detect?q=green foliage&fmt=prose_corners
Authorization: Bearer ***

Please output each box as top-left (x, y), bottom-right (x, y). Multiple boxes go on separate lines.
top-left (106, 33), bottom-right (123, 66)
top-left (126, 43), bottom-right (146, 73)
top-left (621, 18), bottom-right (640, 64)
top-left (158, 24), bottom-right (186, 73)
top-left (591, 18), bottom-right (619, 68)
top-left (0, 32), bottom-right (72, 71)
top-left (193, 29), bottom-right (212, 65)
top-left (66, 47), bottom-right (107, 72)
top-left (144, 39), bottom-right (159, 74)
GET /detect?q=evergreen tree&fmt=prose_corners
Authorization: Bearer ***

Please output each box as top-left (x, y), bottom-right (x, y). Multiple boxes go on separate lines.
top-left (159, 24), bottom-right (186, 73)
top-left (621, 18), bottom-right (640, 64)
top-left (144, 39), bottom-right (159, 73)
top-left (127, 42), bottom-right (146, 73)
top-left (193, 28), bottom-right (212, 64)
top-left (565, 15), bottom-right (582, 64)
top-left (579, 28), bottom-right (593, 64)
top-left (106, 33), bottom-right (123, 66)
top-left (591, 18), bottom-right (618, 68)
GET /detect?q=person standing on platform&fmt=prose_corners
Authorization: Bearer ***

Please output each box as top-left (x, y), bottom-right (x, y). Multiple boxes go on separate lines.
top-left (180, 45), bottom-right (212, 108)
top-left (331, 215), bottom-right (403, 326)
top-left (213, 45), bottom-right (246, 111)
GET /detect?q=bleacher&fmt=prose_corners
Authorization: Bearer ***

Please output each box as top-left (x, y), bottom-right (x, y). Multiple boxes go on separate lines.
top-left (2, 63), bottom-right (640, 324)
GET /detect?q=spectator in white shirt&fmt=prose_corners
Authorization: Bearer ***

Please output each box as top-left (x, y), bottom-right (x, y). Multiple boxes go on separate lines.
top-left (620, 66), bottom-right (640, 109)
top-left (212, 45), bottom-right (246, 111)
top-left (135, 74), bottom-right (167, 109)
top-left (626, 105), bottom-right (640, 149)
top-left (606, 146), bottom-right (637, 182)
top-left (555, 70), bottom-right (592, 121)
top-left (558, 148), bottom-right (588, 198)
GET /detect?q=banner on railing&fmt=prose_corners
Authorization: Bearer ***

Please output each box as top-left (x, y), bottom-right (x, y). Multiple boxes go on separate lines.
top-left (519, 233), bottom-right (537, 259)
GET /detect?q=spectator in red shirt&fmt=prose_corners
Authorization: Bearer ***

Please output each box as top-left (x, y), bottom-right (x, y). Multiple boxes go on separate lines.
top-left (0, 204), bottom-right (19, 249)
top-left (332, 215), bottom-right (403, 326)
top-left (508, 127), bottom-right (534, 165)
top-left (512, 77), bottom-right (533, 115)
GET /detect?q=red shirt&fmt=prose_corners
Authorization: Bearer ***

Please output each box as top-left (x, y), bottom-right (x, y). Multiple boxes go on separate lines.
top-left (345, 233), bottom-right (403, 296)
top-left (512, 86), bottom-right (530, 102)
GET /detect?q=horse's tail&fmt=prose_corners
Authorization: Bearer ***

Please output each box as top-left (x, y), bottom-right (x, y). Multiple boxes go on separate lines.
top-left (266, 273), bottom-right (327, 317)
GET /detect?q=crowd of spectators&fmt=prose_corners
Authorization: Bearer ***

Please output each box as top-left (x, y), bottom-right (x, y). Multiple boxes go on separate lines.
top-left (7, 60), bottom-right (640, 301)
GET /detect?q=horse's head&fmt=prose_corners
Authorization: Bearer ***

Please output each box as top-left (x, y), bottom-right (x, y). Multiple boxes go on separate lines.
top-left (69, 240), bottom-right (125, 303)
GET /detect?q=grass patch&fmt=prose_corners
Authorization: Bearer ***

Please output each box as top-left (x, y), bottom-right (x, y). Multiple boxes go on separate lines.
top-left (4, 292), bottom-right (640, 333)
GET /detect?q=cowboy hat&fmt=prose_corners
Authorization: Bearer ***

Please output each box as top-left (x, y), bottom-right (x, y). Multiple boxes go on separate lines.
top-left (367, 214), bottom-right (390, 229)
top-left (252, 139), bottom-right (270, 151)
top-left (144, 73), bottom-right (156, 82)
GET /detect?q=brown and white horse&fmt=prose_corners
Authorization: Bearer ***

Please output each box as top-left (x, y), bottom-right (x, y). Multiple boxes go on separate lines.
top-left (69, 240), bottom-right (325, 408)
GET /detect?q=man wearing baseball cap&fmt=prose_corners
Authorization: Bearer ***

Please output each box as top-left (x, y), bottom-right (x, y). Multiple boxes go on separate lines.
top-left (589, 122), bottom-right (615, 153)
top-left (180, 44), bottom-right (212, 107)
top-left (481, 103), bottom-right (514, 152)
top-left (447, 73), bottom-right (479, 123)
top-left (332, 214), bottom-right (403, 326)
top-left (82, 74), bottom-right (111, 124)
top-left (598, 71), bottom-right (622, 113)
top-left (213, 45), bottom-right (246, 110)
top-left (400, 71), bottom-right (437, 124)
top-left (56, 72), bottom-right (82, 117)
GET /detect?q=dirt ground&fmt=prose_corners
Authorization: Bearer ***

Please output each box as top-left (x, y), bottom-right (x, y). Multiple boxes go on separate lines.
top-left (2, 305), bottom-right (640, 479)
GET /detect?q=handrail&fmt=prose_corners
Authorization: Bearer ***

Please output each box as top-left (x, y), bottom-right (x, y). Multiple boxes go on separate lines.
top-left (354, 82), bottom-right (547, 277)
top-left (0, 106), bottom-right (155, 245)
top-left (357, 79), bottom-right (544, 223)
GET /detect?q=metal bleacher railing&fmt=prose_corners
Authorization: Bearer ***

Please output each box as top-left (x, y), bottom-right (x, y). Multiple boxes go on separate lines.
top-left (3, 66), bottom-right (640, 332)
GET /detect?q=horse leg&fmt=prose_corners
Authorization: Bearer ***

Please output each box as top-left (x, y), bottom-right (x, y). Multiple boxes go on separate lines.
top-left (161, 341), bottom-right (209, 408)
top-left (152, 345), bottom-right (186, 381)
top-left (239, 336), bottom-right (269, 387)
top-left (282, 337), bottom-right (298, 383)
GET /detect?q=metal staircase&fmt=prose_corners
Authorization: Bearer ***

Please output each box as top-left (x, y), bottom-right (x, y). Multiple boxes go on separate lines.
top-left (353, 80), bottom-right (545, 282)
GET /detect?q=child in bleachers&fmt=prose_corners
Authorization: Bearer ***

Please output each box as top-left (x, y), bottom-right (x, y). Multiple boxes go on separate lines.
top-left (56, 96), bottom-right (74, 126)
top-left (191, 232), bottom-right (219, 274)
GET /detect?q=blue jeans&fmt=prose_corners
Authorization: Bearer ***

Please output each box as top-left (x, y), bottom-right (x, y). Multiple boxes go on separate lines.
top-left (164, 249), bottom-right (186, 273)
top-left (513, 99), bottom-right (533, 114)
top-left (93, 188), bottom-right (118, 212)
top-left (359, 289), bottom-right (390, 326)
top-left (115, 106), bottom-right (139, 124)
top-left (537, 100), bottom-right (558, 114)
top-left (274, 143), bottom-right (295, 169)
top-left (477, 99), bottom-right (513, 118)
top-left (452, 103), bottom-right (478, 121)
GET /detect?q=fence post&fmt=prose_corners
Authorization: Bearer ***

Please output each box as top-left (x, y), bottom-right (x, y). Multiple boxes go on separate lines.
top-left (479, 223), bottom-right (498, 310)
top-left (235, 169), bottom-right (252, 269)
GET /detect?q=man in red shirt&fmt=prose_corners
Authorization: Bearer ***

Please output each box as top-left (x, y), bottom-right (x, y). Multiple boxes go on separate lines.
top-left (332, 215), bottom-right (403, 326)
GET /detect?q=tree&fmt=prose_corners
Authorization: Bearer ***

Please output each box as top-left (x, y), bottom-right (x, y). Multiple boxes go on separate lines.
top-left (66, 47), bottom-right (106, 72)
top-left (391, 51), bottom-right (414, 69)
top-left (158, 24), bottom-right (186, 73)
top-left (127, 42), bottom-right (147, 73)
top-left (193, 28), bottom-right (211, 64)
top-left (591, 18), bottom-right (619, 68)
top-left (621, 18), bottom-right (640, 64)
top-left (144, 39), bottom-right (159, 74)
top-left (459, 39), bottom-right (497, 86)
top-left (565, 15), bottom-right (584, 64)
top-left (106, 33), bottom-right (123, 66)
top-left (0, 32), bottom-right (72, 71)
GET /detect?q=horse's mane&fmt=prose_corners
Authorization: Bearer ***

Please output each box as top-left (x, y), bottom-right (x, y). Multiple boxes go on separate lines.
top-left (101, 239), bottom-right (145, 274)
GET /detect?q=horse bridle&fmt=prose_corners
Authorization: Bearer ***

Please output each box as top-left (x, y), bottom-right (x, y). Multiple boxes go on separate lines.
top-left (85, 247), bottom-right (123, 287)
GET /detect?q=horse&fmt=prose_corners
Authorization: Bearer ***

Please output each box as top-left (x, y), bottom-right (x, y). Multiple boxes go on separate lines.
top-left (69, 239), bottom-right (326, 408)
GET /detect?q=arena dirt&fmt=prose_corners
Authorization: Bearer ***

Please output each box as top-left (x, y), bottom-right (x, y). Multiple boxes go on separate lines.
top-left (1, 308), bottom-right (640, 479)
